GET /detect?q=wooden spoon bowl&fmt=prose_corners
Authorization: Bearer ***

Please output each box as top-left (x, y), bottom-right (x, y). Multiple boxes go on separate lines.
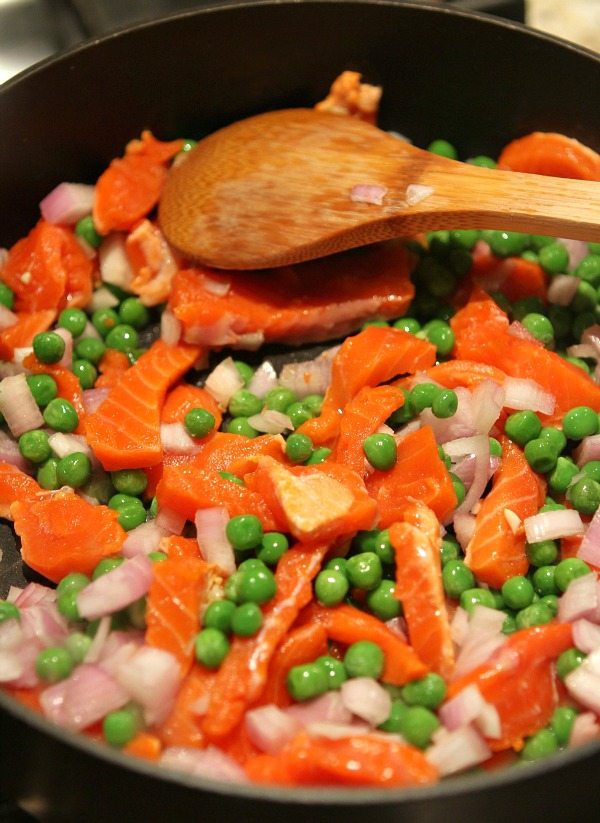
top-left (159, 108), bottom-right (600, 270)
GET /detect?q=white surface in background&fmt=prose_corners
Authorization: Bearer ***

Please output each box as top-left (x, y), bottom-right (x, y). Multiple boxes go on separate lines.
top-left (527, 0), bottom-right (600, 53)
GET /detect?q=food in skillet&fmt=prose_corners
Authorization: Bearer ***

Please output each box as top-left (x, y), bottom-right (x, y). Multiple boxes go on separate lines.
top-left (1, 73), bottom-right (600, 788)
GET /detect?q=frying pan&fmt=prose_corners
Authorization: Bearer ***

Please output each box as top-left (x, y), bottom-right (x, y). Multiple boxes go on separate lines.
top-left (1, 1), bottom-right (600, 820)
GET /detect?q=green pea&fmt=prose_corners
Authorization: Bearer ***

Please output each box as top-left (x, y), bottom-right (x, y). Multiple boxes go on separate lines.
top-left (263, 387), bottom-right (295, 413)
top-left (110, 468), bottom-right (148, 497)
top-left (459, 587), bottom-right (497, 613)
top-left (440, 535), bottom-right (461, 566)
top-left (521, 312), bottom-right (554, 347)
top-left (540, 593), bottom-right (559, 616)
top-left (511, 296), bottom-right (546, 321)
top-left (373, 529), bottom-right (394, 565)
top-left (554, 557), bottom-right (592, 592)
top-left (56, 452), bottom-right (92, 489)
top-left (92, 307), bottom-right (120, 337)
top-left (532, 565), bottom-right (558, 597)
top-left (228, 389), bottom-right (262, 418)
top-left (37, 457), bottom-right (60, 490)
top-left (469, 155), bottom-right (496, 169)
top-left (287, 662), bottom-right (329, 702)
top-left (421, 319), bottom-right (455, 357)
top-left (538, 242), bottom-right (569, 274)
top-left (550, 706), bottom-right (577, 747)
top-left (63, 631), bottom-right (92, 663)
top-left (366, 580), bottom-right (401, 620)
top-left (305, 447), bottom-right (332, 465)
top-left (447, 247), bottom-right (473, 278)
top-left (0, 601), bottom-right (20, 623)
top-left (237, 565), bottom-right (277, 605)
top-left (562, 406), bottom-right (599, 440)
top-left (33, 331), bottom-right (65, 364)
top-left (18, 429), bottom-right (51, 464)
top-left (362, 319), bottom-right (389, 330)
top-left (523, 438), bottom-right (557, 473)
top-left (556, 647), bottom-right (586, 680)
top-left (148, 551), bottom-right (168, 563)
top-left (378, 698), bottom-right (409, 732)
top-left (315, 655), bottom-right (348, 690)
top-left (521, 728), bottom-right (558, 761)
top-left (504, 410), bottom-right (542, 446)
top-left (314, 569), bottom-right (349, 606)
top-left (103, 705), bottom-right (142, 747)
top-left (75, 215), bottom-right (102, 248)
top-left (397, 705), bottom-right (440, 749)
top-left (427, 139), bottom-right (457, 160)
top-left (109, 496), bottom-right (146, 531)
top-left (43, 398), bottom-right (79, 433)
top-left (203, 599), bottom-right (236, 634)
top-left (75, 336), bottom-right (106, 365)
top-left (547, 456), bottom-right (579, 495)
top-left (194, 627), bottom-right (230, 668)
top-left (71, 359), bottom-right (97, 390)
top-left (0, 282), bottom-right (15, 309)
top-left (105, 323), bottom-right (139, 353)
top-left (387, 392), bottom-right (413, 427)
top-left (431, 388), bottom-right (458, 418)
top-left (226, 514), bottom-right (263, 551)
top-left (421, 263), bottom-right (456, 300)
top-left (325, 557), bottom-right (349, 575)
top-left (225, 416), bottom-right (258, 438)
top-left (408, 382), bottom-right (439, 413)
top-left (285, 432), bottom-right (313, 464)
top-left (515, 601), bottom-right (553, 629)
top-left (547, 305), bottom-right (573, 340)
top-left (363, 433), bottom-right (397, 471)
top-left (567, 476), bottom-right (600, 515)
top-left (118, 297), bottom-right (150, 330)
top-left (92, 557), bottom-right (124, 580)
top-left (394, 317), bottom-right (421, 334)
top-left (442, 560), bottom-right (475, 599)
top-left (501, 575), bottom-right (535, 610)
top-left (572, 311), bottom-right (597, 341)
top-left (256, 531), bottom-right (289, 566)
top-left (582, 460), bottom-right (600, 482)
top-left (26, 373), bottom-right (58, 408)
top-left (231, 602), bottom-right (263, 636)
top-left (488, 437), bottom-right (502, 458)
top-left (344, 640), bottom-right (385, 679)
top-left (183, 407), bottom-right (215, 439)
top-left (502, 613), bottom-right (517, 635)
top-left (401, 673), bottom-right (446, 709)
top-left (285, 401), bottom-right (311, 429)
top-left (449, 228), bottom-right (480, 250)
top-left (346, 552), bottom-right (382, 591)
top-left (219, 471), bottom-right (244, 487)
top-left (35, 647), bottom-right (74, 683)
top-left (57, 572), bottom-right (90, 595)
top-left (526, 539), bottom-right (558, 567)
top-left (486, 230), bottom-right (529, 258)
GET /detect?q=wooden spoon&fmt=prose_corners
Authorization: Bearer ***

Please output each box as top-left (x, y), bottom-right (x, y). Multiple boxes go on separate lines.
top-left (159, 108), bottom-right (600, 270)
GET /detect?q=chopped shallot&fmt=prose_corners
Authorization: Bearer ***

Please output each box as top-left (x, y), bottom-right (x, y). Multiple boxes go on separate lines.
top-left (350, 183), bottom-right (387, 205)
top-left (565, 648), bottom-right (600, 715)
top-left (524, 508), bottom-right (585, 543)
top-left (160, 422), bottom-right (199, 454)
top-left (204, 356), bottom-right (244, 408)
top-left (40, 663), bottom-right (130, 730)
top-left (247, 409), bottom-right (292, 434)
top-left (121, 520), bottom-right (168, 558)
top-left (439, 684), bottom-right (501, 739)
top-left (0, 374), bottom-right (44, 438)
top-left (76, 554), bottom-right (154, 620)
top-left (245, 704), bottom-right (301, 754)
top-left (99, 233), bottom-right (134, 290)
top-left (247, 360), bottom-right (278, 399)
top-left (160, 307), bottom-right (182, 345)
top-left (426, 725), bottom-right (492, 776)
top-left (548, 274), bottom-right (581, 306)
top-left (502, 376), bottom-right (556, 415)
top-left (572, 618), bottom-right (600, 654)
top-left (160, 746), bottom-right (248, 783)
top-left (557, 574), bottom-right (599, 624)
top-left (39, 182), bottom-right (95, 225)
top-left (0, 304), bottom-right (17, 331)
top-left (115, 645), bottom-right (180, 725)
top-left (195, 506), bottom-right (235, 575)
top-left (405, 184), bottom-right (434, 205)
top-left (339, 677), bottom-right (391, 726)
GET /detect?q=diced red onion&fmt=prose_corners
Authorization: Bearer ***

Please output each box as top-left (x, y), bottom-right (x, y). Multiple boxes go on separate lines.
top-left (570, 711), bottom-right (600, 747)
top-left (99, 233), bottom-right (134, 289)
top-left (0, 374), bottom-right (44, 437)
top-left (160, 422), bottom-right (199, 454)
top-left (572, 618), bottom-right (600, 654)
top-left (0, 428), bottom-right (30, 471)
top-left (340, 677), bottom-right (392, 726)
top-left (232, 331), bottom-right (265, 350)
top-left (204, 356), bottom-right (244, 409)
top-left (97, 634), bottom-right (143, 677)
top-left (160, 308), bottom-right (182, 346)
top-left (247, 409), bottom-right (292, 434)
top-left (567, 343), bottom-right (599, 363)
top-left (439, 684), bottom-right (501, 739)
top-left (53, 327), bottom-right (73, 369)
top-left (195, 506), bottom-right (235, 575)
top-left (578, 506), bottom-right (600, 567)
top-left (405, 184), bottom-right (434, 205)
top-left (560, 238), bottom-right (590, 272)
top-left (19, 602), bottom-right (69, 648)
top-left (470, 379), bottom-right (505, 435)
top-left (558, 574), bottom-right (599, 624)
top-left (384, 616), bottom-right (408, 642)
top-left (202, 276), bottom-right (231, 296)
top-left (285, 690), bottom-right (353, 727)
top-left (503, 376), bottom-right (556, 415)
top-left (548, 274), bottom-right (581, 306)
top-left (247, 360), bottom-right (278, 399)
top-left (524, 508), bottom-right (585, 543)
top-left (83, 615), bottom-right (112, 663)
top-left (450, 606), bottom-right (470, 646)
top-left (426, 725), bottom-right (491, 776)
top-left (245, 704), bottom-right (301, 754)
top-left (304, 721), bottom-right (370, 739)
top-left (40, 663), bottom-right (130, 730)
top-left (116, 645), bottom-right (180, 724)
top-left (160, 746), bottom-right (249, 784)
top-left (48, 432), bottom-right (92, 459)
top-left (39, 182), bottom-right (95, 225)
top-left (122, 520), bottom-right (168, 558)
top-left (278, 347), bottom-right (338, 399)
top-left (574, 435), bottom-right (600, 467)
top-left (0, 304), bottom-right (17, 331)
top-left (350, 183), bottom-right (387, 205)
top-left (507, 320), bottom-right (539, 344)
top-left (82, 387), bottom-right (110, 414)
top-left (453, 605), bottom-right (506, 680)
top-left (77, 554), bottom-right (154, 620)
top-left (12, 347), bottom-right (33, 367)
top-left (88, 285), bottom-right (120, 312)
top-left (453, 512), bottom-right (476, 550)
top-left (6, 586), bottom-right (24, 604)
top-left (155, 506), bottom-right (186, 536)
top-left (422, 387), bottom-right (476, 443)
top-left (13, 582), bottom-right (56, 608)
top-left (565, 648), bottom-right (600, 714)
top-left (445, 435), bottom-right (490, 519)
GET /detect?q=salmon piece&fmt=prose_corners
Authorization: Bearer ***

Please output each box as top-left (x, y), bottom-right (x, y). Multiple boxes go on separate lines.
top-left (85, 339), bottom-right (202, 470)
top-left (447, 623), bottom-right (573, 751)
top-left (168, 241), bottom-right (415, 348)
top-left (159, 535), bottom-right (202, 559)
top-left (258, 622), bottom-right (329, 708)
top-left (1, 220), bottom-right (93, 312)
top-left (314, 70), bottom-right (383, 124)
top-left (498, 132), bottom-right (600, 181)
top-left (310, 603), bottom-right (428, 686)
top-left (93, 131), bottom-right (184, 235)
top-left (123, 732), bottom-right (162, 762)
top-left (411, 360), bottom-right (507, 392)
top-left (0, 462), bottom-right (40, 519)
top-left (464, 437), bottom-right (545, 589)
top-left (246, 456), bottom-right (377, 544)
top-left (145, 556), bottom-right (220, 676)
top-left (366, 426), bottom-right (457, 526)
top-left (23, 354), bottom-right (87, 435)
top-left (158, 663), bottom-right (217, 748)
top-left (333, 384), bottom-right (405, 476)
top-left (299, 324), bottom-right (436, 447)
top-left (95, 349), bottom-right (130, 389)
top-left (201, 544), bottom-right (328, 740)
top-left (0, 309), bottom-right (56, 360)
top-left (12, 487), bottom-right (126, 583)
top-left (246, 731), bottom-right (438, 787)
top-left (470, 242), bottom-right (548, 303)
top-left (389, 503), bottom-right (455, 680)
top-left (161, 383), bottom-right (222, 431)
top-left (126, 219), bottom-right (179, 307)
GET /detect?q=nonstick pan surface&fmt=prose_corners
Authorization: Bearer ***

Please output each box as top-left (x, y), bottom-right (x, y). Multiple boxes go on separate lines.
top-left (1, 2), bottom-right (600, 820)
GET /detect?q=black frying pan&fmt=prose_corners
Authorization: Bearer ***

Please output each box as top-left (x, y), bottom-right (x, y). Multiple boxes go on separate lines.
top-left (1, 2), bottom-right (600, 820)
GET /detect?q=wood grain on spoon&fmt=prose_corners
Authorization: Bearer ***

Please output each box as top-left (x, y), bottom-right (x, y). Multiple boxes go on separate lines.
top-left (159, 108), bottom-right (600, 270)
